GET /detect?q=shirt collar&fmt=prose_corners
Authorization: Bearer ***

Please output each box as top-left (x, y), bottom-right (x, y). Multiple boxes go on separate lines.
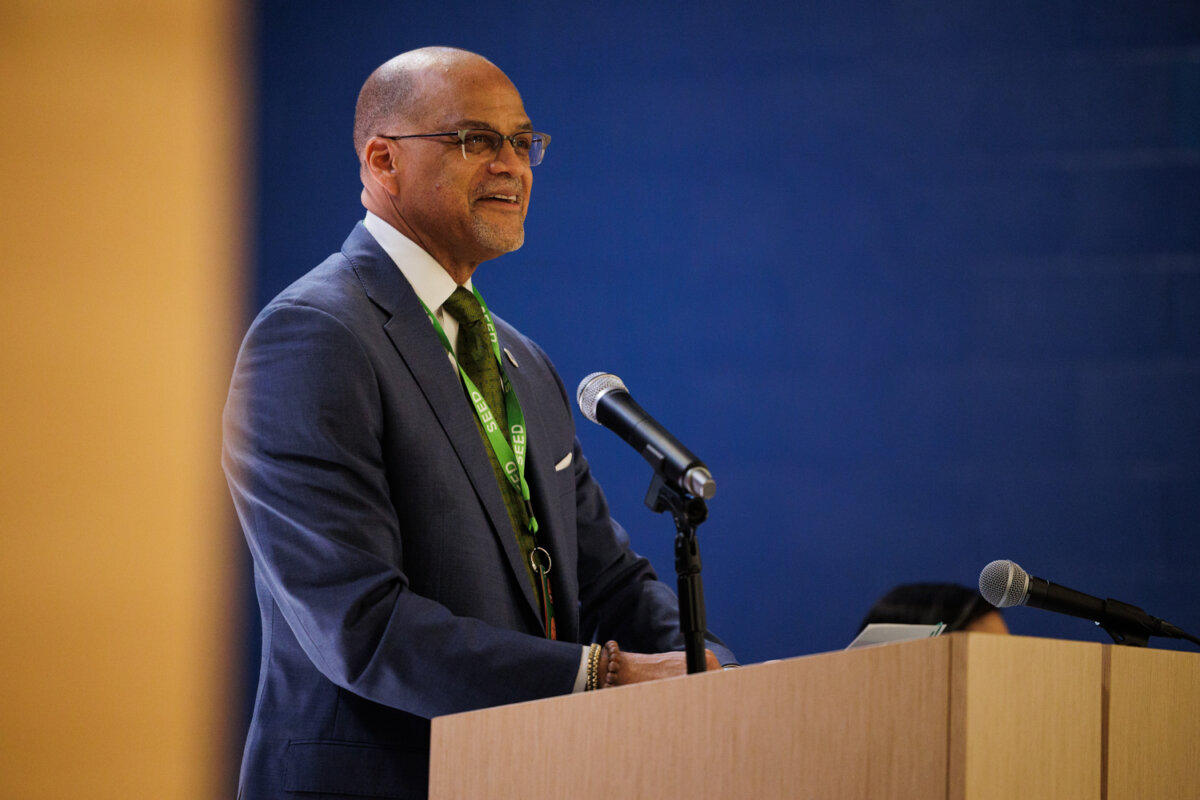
top-left (362, 211), bottom-right (471, 312)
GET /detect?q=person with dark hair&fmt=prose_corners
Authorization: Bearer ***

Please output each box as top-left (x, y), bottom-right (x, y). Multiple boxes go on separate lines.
top-left (857, 582), bottom-right (1009, 635)
top-left (223, 46), bottom-right (735, 799)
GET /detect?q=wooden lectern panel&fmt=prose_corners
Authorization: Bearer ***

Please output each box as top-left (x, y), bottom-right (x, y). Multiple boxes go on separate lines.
top-left (1104, 646), bottom-right (1200, 800)
top-left (948, 634), bottom-right (1101, 800)
top-left (432, 636), bottom-right (954, 799)
top-left (430, 635), bottom-right (1107, 800)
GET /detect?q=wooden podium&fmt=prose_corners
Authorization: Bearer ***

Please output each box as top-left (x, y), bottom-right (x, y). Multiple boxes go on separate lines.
top-left (429, 634), bottom-right (1199, 799)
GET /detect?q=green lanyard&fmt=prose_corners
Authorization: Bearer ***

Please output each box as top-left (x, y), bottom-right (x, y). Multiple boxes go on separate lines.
top-left (420, 289), bottom-right (537, 533)
top-left (420, 288), bottom-right (557, 639)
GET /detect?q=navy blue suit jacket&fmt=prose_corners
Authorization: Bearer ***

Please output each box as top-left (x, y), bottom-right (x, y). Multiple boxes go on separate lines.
top-left (223, 224), bottom-right (734, 799)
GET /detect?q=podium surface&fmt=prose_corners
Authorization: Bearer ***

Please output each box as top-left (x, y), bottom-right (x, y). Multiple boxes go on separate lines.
top-left (429, 634), bottom-right (1198, 799)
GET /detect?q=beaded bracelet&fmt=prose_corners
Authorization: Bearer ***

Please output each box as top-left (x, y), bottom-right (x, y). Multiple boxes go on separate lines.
top-left (601, 640), bottom-right (621, 688)
top-left (585, 642), bottom-right (602, 691)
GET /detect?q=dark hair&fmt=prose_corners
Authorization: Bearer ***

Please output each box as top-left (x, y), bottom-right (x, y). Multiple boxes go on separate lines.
top-left (856, 582), bottom-right (999, 634)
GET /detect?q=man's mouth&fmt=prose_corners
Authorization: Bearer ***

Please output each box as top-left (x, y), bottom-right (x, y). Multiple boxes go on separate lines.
top-left (478, 193), bottom-right (520, 205)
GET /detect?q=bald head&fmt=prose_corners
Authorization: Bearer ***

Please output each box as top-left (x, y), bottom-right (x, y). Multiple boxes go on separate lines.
top-left (353, 47), bottom-right (534, 283)
top-left (352, 47), bottom-right (504, 158)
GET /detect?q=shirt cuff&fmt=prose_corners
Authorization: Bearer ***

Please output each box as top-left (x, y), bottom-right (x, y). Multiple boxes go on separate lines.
top-left (571, 645), bottom-right (589, 693)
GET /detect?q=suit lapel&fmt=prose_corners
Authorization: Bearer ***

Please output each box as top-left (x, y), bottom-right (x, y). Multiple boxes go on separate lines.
top-left (341, 224), bottom-right (542, 624)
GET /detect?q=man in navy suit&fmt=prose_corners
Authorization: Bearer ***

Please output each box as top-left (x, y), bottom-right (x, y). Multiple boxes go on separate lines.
top-left (223, 47), bottom-right (735, 799)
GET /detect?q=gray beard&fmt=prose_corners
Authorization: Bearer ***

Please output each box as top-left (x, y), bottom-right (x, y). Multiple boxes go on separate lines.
top-left (471, 215), bottom-right (524, 255)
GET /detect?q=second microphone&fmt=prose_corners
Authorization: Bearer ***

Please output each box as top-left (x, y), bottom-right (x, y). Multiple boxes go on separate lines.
top-left (576, 372), bottom-right (715, 499)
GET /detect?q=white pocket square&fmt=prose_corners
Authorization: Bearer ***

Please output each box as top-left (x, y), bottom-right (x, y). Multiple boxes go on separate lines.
top-left (554, 452), bottom-right (573, 471)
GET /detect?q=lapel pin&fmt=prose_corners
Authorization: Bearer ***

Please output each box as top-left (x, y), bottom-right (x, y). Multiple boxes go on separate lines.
top-left (504, 348), bottom-right (520, 368)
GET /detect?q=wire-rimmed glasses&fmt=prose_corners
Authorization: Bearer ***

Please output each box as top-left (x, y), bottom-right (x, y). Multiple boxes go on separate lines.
top-left (377, 128), bottom-right (551, 166)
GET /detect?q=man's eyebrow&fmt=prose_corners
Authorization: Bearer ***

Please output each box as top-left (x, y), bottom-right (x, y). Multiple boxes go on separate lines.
top-left (452, 118), bottom-right (535, 132)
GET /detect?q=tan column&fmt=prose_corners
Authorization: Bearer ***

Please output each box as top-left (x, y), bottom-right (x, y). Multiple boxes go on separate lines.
top-left (0, 1), bottom-right (244, 797)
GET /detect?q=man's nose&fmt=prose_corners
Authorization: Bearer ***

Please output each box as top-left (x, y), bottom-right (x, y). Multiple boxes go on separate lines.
top-left (488, 138), bottom-right (528, 176)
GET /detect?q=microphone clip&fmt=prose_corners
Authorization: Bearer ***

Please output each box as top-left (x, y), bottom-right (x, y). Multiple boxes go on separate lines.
top-left (644, 472), bottom-right (709, 530)
top-left (1099, 597), bottom-right (1176, 647)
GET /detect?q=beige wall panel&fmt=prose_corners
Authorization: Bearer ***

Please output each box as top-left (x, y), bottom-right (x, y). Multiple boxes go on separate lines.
top-left (0, 1), bottom-right (244, 797)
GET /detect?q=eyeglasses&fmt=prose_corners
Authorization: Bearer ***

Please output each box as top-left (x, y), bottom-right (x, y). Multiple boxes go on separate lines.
top-left (377, 128), bottom-right (551, 166)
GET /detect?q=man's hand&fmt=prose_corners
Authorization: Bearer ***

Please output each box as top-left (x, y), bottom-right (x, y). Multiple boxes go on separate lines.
top-left (598, 641), bottom-right (720, 687)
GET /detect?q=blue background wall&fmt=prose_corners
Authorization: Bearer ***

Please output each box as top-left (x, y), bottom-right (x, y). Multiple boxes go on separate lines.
top-left (244, 0), bottom-right (1200, 697)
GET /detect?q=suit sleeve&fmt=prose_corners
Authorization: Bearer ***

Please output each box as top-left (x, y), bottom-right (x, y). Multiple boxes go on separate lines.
top-left (223, 303), bottom-right (583, 719)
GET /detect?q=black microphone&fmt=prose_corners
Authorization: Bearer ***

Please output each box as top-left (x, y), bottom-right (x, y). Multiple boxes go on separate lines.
top-left (576, 372), bottom-right (715, 499)
top-left (978, 559), bottom-right (1198, 646)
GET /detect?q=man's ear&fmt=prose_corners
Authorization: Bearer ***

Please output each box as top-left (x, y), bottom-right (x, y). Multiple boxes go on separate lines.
top-left (362, 138), bottom-right (401, 194)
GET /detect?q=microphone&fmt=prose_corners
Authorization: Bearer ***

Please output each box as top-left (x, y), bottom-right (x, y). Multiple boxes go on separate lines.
top-left (978, 559), bottom-right (1197, 646)
top-left (576, 372), bottom-right (715, 499)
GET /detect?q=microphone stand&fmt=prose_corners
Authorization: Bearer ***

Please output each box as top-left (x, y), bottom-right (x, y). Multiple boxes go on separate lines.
top-left (644, 473), bottom-right (709, 674)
